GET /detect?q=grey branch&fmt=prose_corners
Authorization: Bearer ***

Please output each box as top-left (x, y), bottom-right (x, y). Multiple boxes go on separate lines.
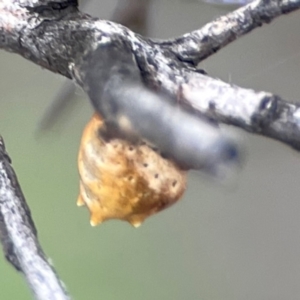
top-left (164, 0), bottom-right (300, 65)
top-left (0, 137), bottom-right (70, 300)
top-left (1, 0), bottom-right (300, 154)
top-left (180, 70), bottom-right (300, 150)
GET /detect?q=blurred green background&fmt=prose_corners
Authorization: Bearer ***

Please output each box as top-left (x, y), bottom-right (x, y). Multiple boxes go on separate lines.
top-left (1, 1), bottom-right (300, 299)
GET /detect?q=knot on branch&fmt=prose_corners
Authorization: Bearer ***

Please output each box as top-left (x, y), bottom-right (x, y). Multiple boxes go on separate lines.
top-left (251, 94), bottom-right (280, 131)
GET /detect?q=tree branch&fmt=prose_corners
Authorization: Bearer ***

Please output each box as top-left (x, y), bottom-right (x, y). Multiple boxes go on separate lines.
top-left (0, 137), bottom-right (70, 300)
top-left (1, 0), bottom-right (300, 153)
top-left (163, 0), bottom-right (300, 65)
top-left (179, 70), bottom-right (300, 150)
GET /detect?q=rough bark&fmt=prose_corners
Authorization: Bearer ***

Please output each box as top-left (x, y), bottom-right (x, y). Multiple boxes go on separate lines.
top-left (0, 137), bottom-right (70, 300)
top-left (1, 0), bottom-right (300, 152)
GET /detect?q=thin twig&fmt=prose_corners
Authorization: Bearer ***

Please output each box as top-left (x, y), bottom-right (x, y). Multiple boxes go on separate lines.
top-left (162, 0), bottom-right (300, 65)
top-left (0, 137), bottom-right (70, 300)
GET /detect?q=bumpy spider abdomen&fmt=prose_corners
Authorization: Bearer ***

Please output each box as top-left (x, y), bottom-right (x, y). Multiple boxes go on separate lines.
top-left (78, 114), bottom-right (187, 227)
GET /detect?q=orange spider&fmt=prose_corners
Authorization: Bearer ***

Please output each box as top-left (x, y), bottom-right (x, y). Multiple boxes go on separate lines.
top-left (77, 113), bottom-right (187, 227)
